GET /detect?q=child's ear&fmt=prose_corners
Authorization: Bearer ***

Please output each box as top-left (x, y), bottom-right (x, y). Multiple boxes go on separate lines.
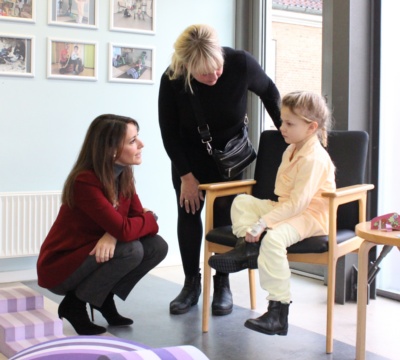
top-left (309, 121), bottom-right (318, 132)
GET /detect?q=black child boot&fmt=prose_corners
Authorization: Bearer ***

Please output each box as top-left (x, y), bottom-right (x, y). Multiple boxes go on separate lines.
top-left (212, 273), bottom-right (233, 316)
top-left (244, 300), bottom-right (290, 336)
top-left (170, 272), bottom-right (201, 315)
top-left (90, 293), bottom-right (133, 326)
top-left (58, 291), bottom-right (106, 335)
top-left (208, 237), bottom-right (261, 273)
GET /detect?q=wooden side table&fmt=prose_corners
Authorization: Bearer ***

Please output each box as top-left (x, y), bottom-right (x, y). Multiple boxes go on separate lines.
top-left (355, 222), bottom-right (400, 360)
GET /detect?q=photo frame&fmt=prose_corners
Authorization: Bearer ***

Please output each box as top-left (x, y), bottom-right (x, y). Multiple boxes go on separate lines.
top-left (110, 0), bottom-right (155, 35)
top-left (0, 34), bottom-right (35, 77)
top-left (109, 43), bottom-right (154, 84)
top-left (47, 38), bottom-right (98, 81)
top-left (0, 0), bottom-right (35, 23)
top-left (48, 0), bottom-right (98, 29)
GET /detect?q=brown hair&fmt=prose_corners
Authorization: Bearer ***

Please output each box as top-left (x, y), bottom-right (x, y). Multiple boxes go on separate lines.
top-left (62, 114), bottom-right (139, 208)
top-left (282, 91), bottom-right (332, 147)
top-left (167, 24), bottom-right (224, 93)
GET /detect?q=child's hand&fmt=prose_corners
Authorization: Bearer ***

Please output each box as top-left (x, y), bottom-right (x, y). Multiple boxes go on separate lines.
top-left (245, 219), bottom-right (269, 242)
top-left (245, 231), bottom-right (261, 243)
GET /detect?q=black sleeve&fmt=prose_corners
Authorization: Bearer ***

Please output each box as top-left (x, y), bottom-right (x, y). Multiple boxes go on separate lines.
top-left (158, 72), bottom-right (192, 177)
top-left (245, 51), bottom-right (281, 129)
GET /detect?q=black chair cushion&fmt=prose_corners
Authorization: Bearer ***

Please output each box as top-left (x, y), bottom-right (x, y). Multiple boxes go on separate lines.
top-left (206, 226), bottom-right (357, 254)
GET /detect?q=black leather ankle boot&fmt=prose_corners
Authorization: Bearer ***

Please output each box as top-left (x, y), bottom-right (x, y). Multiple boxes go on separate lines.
top-left (212, 274), bottom-right (233, 316)
top-left (90, 293), bottom-right (133, 326)
top-left (244, 300), bottom-right (290, 336)
top-left (208, 237), bottom-right (260, 273)
top-left (170, 273), bottom-right (201, 315)
top-left (58, 291), bottom-right (106, 335)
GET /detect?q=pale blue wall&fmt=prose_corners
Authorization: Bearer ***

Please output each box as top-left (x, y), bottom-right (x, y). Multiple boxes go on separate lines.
top-left (0, 0), bottom-right (236, 274)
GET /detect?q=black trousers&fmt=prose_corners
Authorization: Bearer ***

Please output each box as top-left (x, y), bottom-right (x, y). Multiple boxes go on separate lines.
top-left (172, 163), bottom-right (243, 277)
top-left (49, 235), bottom-right (168, 307)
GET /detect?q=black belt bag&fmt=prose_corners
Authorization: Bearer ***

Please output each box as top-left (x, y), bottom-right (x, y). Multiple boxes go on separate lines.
top-left (190, 91), bottom-right (256, 180)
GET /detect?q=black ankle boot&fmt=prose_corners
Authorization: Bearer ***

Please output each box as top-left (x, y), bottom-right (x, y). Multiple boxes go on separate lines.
top-left (208, 237), bottom-right (260, 273)
top-left (58, 292), bottom-right (106, 335)
top-left (90, 293), bottom-right (133, 326)
top-left (212, 274), bottom-right (233, 316)
top-left (244, 300), bottom-right (290, 336)
top-left (170, 273), bottom-right (201, 315)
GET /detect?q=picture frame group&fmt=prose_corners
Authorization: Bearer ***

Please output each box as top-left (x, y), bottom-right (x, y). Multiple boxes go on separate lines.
top-left (0, 34), bottom-right (34, 77)
top-left (0, 1), bottom-right (157, 83)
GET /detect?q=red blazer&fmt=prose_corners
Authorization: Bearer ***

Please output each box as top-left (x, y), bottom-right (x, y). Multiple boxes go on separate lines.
top-left (37, 171), bottom-right (158, 289)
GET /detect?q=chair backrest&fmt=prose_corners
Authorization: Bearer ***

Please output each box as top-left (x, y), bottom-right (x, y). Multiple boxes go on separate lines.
top-left (252, 130), bottom-right (369, 230)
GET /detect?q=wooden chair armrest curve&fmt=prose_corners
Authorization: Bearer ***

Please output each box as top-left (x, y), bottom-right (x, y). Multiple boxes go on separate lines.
top-left (199, 179), bottom-right (256, 191)
top-left (322, 184), bottom-right (374, 198)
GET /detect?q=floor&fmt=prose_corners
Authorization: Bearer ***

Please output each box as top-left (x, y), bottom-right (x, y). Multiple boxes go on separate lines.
top-left (2, 265), bottom-right (399, 360)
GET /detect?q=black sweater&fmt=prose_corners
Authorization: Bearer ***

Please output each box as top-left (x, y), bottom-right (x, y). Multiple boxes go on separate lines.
top-left (158, 47), bottom-right (281, 186)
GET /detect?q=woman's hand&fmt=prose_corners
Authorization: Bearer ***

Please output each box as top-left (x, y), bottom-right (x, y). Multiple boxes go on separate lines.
top-left (143, 208), bottom-right (158, 221)
top-left (89, 232), bottom-right (117, 263)
top-left (180, 172), bottom-right (204, 214)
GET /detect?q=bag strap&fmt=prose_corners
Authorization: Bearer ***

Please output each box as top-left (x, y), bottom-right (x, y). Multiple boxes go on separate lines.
top-left (189, 88), bottom-right (214, 155)
top-left (189, 84), bottom-right (249, 155)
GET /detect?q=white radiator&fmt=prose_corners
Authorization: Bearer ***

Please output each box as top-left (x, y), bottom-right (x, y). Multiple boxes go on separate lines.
top-left (0, 191), bottom-right (61, 258)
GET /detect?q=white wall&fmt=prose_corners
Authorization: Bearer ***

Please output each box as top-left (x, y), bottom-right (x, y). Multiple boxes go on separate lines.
top-left (0, 1), bottom-right (235, 277)
top-left (376, 0), bottom-right (400, 294)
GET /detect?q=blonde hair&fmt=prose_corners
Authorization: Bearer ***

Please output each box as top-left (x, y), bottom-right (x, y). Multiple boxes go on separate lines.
top-left (167, 24), bottom-right (224, 93)
top-left (282, 91), bottom-right (332, 147)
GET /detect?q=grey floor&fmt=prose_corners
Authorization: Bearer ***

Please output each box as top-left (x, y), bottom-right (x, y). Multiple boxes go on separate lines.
top-left (24, 265), bottom-right (398, 360)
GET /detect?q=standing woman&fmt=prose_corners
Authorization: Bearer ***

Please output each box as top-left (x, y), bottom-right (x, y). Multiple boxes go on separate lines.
top-left (158, 24), bottom-right (281, 316)
top-left (37, 114), bottom-right (168, 335)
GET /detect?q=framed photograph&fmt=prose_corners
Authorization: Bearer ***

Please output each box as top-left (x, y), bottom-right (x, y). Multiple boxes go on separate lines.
top-left (0, 34), bottom-right (34, 77)
top-left (0, 0), bottom-right (35, 23)
top-left (47, 38), bottom-right (97, 81)
top-left (110, 0), bottom-right (155, 35)
top-left (109, 43), bottom-right (154, 84)
top-left (48, 0), bottom-right (98, 29)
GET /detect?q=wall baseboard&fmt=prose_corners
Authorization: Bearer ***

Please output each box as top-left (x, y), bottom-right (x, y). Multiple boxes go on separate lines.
top-left (0, 269), bottom-right (38, 284)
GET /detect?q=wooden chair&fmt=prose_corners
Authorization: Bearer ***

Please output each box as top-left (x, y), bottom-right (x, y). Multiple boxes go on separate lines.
top-left (199, 130), bottom-right (374, 354)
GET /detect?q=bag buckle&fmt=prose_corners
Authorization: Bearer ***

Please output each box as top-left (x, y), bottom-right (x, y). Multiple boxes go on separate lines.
top-left (204, 141), bottom-right (212, 155)
top-left (197, 124), bottom-right (213, 154)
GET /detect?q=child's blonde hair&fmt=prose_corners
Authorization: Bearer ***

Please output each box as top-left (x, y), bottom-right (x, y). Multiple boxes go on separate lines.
top-left (167, 24), bottom-right (224, 93)
top-left (282, 91), bottom-right (332, 147)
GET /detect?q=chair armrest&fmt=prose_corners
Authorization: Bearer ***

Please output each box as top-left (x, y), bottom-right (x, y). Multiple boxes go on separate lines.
top-left (199, 179), bottom-right (256, 202)
top-left (199, 179), bottom-right (256, 192)
top-left (322, 184), bottom-right (375, 198)
top-left (323, 184), bottom-right (375, 248)
top-left (322, 184), bottom-right (375, 208)
top-left (199, 179), bottom-right (256, 233)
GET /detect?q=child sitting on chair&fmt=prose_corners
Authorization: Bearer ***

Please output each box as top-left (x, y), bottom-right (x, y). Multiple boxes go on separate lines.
top-left (209, 91), bottom-right (336, 336)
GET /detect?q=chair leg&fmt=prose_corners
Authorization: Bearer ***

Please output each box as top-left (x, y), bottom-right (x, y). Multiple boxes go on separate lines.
top-left (325, 258), bottom-right (337, 354)
top-left (202, 248), bottom-right (212, 332)
top-left (248, 269), bottom-right (257, 309)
